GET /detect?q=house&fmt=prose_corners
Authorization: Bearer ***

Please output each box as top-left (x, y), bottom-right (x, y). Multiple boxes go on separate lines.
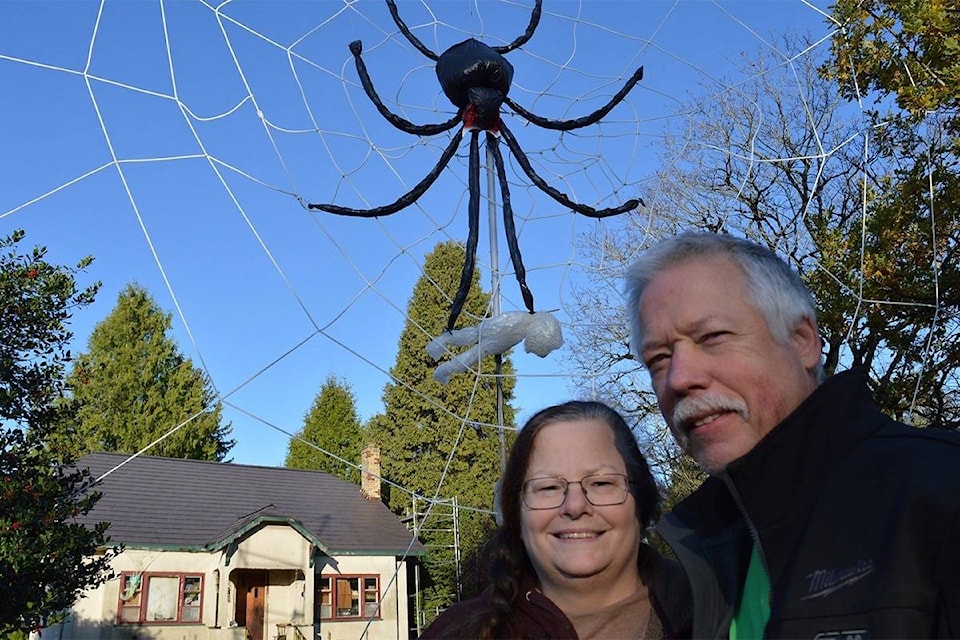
top-left (52, 449), bottom-right (424, 640)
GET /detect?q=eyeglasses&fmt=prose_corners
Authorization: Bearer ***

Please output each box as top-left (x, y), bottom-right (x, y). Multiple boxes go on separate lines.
top-left (521, 473), bottom-right (631, 510)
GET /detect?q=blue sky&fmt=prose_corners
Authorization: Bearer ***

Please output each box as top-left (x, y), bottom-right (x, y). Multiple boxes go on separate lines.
top-left (1, 0), bottom-right (838, 468)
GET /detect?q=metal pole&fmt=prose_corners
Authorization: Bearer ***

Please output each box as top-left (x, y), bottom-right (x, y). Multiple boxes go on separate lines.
top-left (412, 496), bottom-right (422, 637)
top-left (452, 496), bottom-right (462, 599)
top-left (485, 141), bottom-right (507, 475)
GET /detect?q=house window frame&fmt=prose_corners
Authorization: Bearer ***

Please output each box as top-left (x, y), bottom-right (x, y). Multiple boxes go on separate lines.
top-left (116, 572), bottom-right (204, 625)
top-left (317, 574), bottom-right (381, 621)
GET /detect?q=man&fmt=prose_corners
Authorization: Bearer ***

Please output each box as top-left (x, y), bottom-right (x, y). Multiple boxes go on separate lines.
top-left (624, 231), bottom-right (960, 638)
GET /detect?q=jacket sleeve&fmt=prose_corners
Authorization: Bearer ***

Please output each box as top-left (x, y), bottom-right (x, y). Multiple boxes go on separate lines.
top-left (938, 501), bottom-right (960, 636)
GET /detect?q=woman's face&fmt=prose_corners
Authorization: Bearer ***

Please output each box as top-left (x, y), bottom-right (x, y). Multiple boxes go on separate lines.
top-left (519, 418), bottom-right (642, 599)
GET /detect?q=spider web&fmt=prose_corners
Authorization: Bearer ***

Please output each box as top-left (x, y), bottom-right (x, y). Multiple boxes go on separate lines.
top-left (4, 0), bottom-right (944, 634)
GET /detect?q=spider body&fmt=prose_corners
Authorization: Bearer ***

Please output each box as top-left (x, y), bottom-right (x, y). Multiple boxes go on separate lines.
top-left (309, 0), bottom-right (644, 333)
top-left (437, 38), bottom-right (513, 108)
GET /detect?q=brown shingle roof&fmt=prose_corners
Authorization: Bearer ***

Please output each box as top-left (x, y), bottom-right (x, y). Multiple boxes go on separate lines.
top-left (78, 452), bottom-right (424, 556)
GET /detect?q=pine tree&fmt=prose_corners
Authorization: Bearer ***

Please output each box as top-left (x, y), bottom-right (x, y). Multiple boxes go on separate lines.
top-left (0, 230), bottom-right (116, 635)
top-left (368, 240), bottom-right (516, 616)
top-left (66, 283), bottom-right (233, 460)
top-left (286, 375), bottom-right (364, 482)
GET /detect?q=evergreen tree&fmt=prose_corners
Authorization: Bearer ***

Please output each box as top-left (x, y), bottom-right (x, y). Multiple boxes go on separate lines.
top-left (66, 283), bottom-right (233, 460)
top-left (368, 241), bottom-right (516, 617)
top-left (0, 230), bottom-right (116, 635)
top-left (286, 375), bottom-right (364, 482)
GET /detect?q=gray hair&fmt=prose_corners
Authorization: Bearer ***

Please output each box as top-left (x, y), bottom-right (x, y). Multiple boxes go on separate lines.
top-left (624, 231), bottom-right (824, 380)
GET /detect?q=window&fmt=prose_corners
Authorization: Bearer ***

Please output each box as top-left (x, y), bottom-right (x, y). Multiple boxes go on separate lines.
top-left (117, 572), bottom-right (203, 624)
top-left (317, 575), bottom-right (380, 620)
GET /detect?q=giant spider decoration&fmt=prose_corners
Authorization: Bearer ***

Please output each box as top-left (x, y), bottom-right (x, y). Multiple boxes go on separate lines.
top-left (309, 0), bottom-right (644, 333)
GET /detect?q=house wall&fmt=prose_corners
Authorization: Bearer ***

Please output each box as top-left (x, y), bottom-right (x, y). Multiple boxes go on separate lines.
top-left (50, 548), bottom-right (238, 640)
top-left (232, 524), bottom-right (313, 636)
top-left (48, 525), bottom-right (415, 640)
top-left (314, 556), bottom-right (412, 640)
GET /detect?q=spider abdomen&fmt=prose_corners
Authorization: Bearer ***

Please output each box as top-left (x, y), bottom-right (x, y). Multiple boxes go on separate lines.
top-left (436, 39), bottom-right (514, 109)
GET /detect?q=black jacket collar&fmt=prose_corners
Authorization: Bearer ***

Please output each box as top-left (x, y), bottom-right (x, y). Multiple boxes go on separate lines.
top-left (663, 368), bottom-right (888, 586)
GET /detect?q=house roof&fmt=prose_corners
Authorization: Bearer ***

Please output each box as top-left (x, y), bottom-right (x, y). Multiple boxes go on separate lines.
top-left (78, 452), bottom-right (425, 557)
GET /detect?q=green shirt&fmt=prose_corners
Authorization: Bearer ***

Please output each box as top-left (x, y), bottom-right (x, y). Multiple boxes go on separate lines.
top-left (729, 544), bottom-right (771, 639)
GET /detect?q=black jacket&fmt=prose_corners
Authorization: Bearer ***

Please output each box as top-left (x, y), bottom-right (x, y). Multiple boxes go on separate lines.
top-left (658, 369), bottom-right (960, 638)
top-left (420, 549), bottom-right (692, 639)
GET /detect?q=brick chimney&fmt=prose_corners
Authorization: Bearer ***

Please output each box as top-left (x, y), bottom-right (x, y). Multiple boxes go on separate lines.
top-left (360, 443), bottom-right (381, 500)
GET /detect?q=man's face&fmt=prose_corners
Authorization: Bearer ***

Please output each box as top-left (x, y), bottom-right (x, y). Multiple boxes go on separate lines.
top-left (636, 255), bottom-right (821, 474)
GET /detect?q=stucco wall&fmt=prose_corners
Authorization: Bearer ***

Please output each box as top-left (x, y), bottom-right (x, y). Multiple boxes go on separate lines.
top-left (48, 524), bottom-right (415, 640)
top-left (314, 556), bottom-right (412, 640)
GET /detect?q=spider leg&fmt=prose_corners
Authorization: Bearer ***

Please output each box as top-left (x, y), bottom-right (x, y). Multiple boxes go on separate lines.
top-left (486, 132), bottom-right (535, 314)
top-left (385, 0), bottom-right (439, 61)
top-left (307, 129), bottom-right (464, 217)
top-left (446, 130), bottom-right (482, 333)
top-left (503, 66), bottom-right (644, 131)
top-left (492, 0), bottom-right (543, 54)
top-left (499, 122), bottom-right (644, 218)
top-left (349, 40), bottom-right (460, 136)
top-left (385, 0), bottom-right (542, 58)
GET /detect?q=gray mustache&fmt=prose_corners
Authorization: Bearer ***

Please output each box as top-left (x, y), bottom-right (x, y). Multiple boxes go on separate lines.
top-left (672, 393), bottom-right (749, 427)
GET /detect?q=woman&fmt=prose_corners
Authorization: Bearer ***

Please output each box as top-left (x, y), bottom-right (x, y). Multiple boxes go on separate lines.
top-left (422, 400), bottom-right (691, 639)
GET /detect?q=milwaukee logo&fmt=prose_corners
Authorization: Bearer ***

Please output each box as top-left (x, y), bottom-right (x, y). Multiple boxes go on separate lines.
top-left (813, 630), bottom-right (869, 640)
top-left (802, 559), bottom-right (874, 600)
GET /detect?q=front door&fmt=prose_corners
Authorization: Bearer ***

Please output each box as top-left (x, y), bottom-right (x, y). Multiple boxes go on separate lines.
top-left (236, 570), bottom-right (267, 640)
